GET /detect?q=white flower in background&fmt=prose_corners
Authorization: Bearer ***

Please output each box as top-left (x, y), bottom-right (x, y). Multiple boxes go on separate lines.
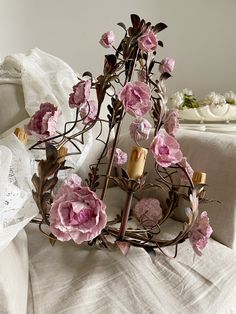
top-left (202, 92), bottom-right (226, 107)
top-left (170, 89), bottom-right (195, 109)
top-left (171, 89), bottom-right (236, 110)
top-left (182, 88), bottom-right (193, 96)
top-left (224, 91), bottom-right (236, 105)
top-left (170, 91), bottom-right (184, 108)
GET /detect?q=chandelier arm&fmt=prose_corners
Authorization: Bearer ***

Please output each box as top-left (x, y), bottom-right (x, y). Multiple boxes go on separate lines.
top-left (106, 225), bottom-right (187, 247)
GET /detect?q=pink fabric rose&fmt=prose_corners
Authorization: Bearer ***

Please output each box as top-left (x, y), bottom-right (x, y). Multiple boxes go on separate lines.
top-left (50, 174), bottom-right (107, 244)
top-left (99, 31), bottom-right (115, 48)
top-left (138, 30), bottom-right (158, 53)
top-left (69, 80), bottom-right (91, 108)
top-left (129, 117), bottom-right (152, 141)
top-left (80, 100), bottom-right (98, 124)
top-left (133, 198), bottom-right (162, 228)
top-left (118, 81), bottom-right (151, 117)
top-left (163, 109), bottom-right (179, 136)
top-left (159, 57), bottom-right (175, 74)
top-left (189, 211), bottom-right (213, 256)
top-left (178, 157), bottom-right (194, 181)
top-left (107, 147), bottom-right (127, 166)
top-left (150, 130), bottom-right (183, 167)
top-left (25, 102), bottom-right (61, 140)
top-left (64, 174), bottom-right (82, 188)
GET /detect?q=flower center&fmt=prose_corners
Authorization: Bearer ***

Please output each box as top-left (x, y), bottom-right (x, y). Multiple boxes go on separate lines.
top-left (146, 38), bottom-right (152, 45)
top-left (69, 208), bottom-right (95, 225)
top-left (137, 123), bottom-right (144, 133)
top-left (131, 89), bottom-right (141, 101)
top-left (159, 145), bottom-right (169, 155)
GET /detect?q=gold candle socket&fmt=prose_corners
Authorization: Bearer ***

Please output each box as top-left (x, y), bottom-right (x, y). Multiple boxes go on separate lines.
top-left (57, 146), bottom-right (68, 162)
top-left (14, 127), bottom-right (28, 145)
top-left (127, 146), bottom-right (148, 180)
top-left (193, 171), bottom-right (207, 199)
top-left (192, 172), bottom-right (207, 185)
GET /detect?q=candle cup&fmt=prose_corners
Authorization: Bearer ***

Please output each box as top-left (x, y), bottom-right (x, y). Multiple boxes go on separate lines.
top-left (127, 146), bottom-right (148, 180)
top-left (57, 146), bottom-right (68, 162)
top-left (14, 127), bottom-right (28, 145)
top-left (193, 171), bottom-right (207, 199)
top-left (192, 172), bottom-right (206, 185)
top-left (118, 146), bottom-right (147, 240)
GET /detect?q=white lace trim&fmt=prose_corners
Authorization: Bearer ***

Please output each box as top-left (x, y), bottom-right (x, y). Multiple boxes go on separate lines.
top-left (0, 183), bottom-right (28, 228)
top-left (0, 135), bottom-right (38, 252)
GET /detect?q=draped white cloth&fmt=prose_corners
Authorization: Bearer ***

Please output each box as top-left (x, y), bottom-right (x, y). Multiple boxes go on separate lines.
top-left (0, 48), bottom-right (93, 170)
top-left (0, 135), bottom-right (37, 253)
top-left (1, 48), bottom-right (79, 120)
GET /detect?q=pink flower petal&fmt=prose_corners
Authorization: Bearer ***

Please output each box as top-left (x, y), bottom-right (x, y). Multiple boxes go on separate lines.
top-left (150, 130), bottom-right (183, 167)
top-left (138, 30), bottom-right (158, 53)
top-left (189, 211), bottom-right (213, 256)
top-left (25, 102), bottom-right (61, 140)
top-left (49, 175), bottom-right (107, 245)
top-left (118, 81), bottom-right (151, 117)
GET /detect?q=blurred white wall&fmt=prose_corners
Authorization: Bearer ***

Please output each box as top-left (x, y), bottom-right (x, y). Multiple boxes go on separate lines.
top-left (0, 0), bottom-right (235, 98)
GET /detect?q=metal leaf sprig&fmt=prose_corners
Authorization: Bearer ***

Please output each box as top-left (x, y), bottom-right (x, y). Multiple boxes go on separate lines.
top-left (32, 145), bottom-right (66, 225)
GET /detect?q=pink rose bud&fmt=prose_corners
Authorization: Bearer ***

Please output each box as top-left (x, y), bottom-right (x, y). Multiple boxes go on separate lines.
top-left (163, 109), bottom-right (179, 137)
top-left (50, 174), bottom-right (107, 244)
top-left (189, 211), bottom-right (213, 256)
top-left (150, 130), bottom-right (183, 168)
top-left (133, 198), bottom-right (163, 228)
top-left (25, 102), bottom-right (61, 140)
top-left (138, 30), bottom-right (158, 53)
top-left (69, 80), bottom-right (91, 109)
top-left (118, 81), bottom-right (151, 117)
top-left (129, 117), bottom-right (152, 142)
top-left (159, 57), bottom-right (175, 74)
top-left (80, 100), bottom-right (98, 124)
top-left (99, 31), bottom-right (115, 48)
top-left (107, 148), bottom-right (127, 166)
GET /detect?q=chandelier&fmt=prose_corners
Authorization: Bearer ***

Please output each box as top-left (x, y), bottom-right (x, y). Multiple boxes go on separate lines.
top-left (22, 14), bottom-right (212, 258)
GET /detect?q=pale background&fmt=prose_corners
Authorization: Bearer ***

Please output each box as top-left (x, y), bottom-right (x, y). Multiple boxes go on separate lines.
top-left (0, 0), bottom-right (235, 99)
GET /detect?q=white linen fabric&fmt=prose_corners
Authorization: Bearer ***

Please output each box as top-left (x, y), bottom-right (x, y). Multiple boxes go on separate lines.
top-left (1, 48), bottom-right (78, 120)
top-left (0, 230), bottom-right (29, 314)
top-left (25, 187), bottom-right (236, 314)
